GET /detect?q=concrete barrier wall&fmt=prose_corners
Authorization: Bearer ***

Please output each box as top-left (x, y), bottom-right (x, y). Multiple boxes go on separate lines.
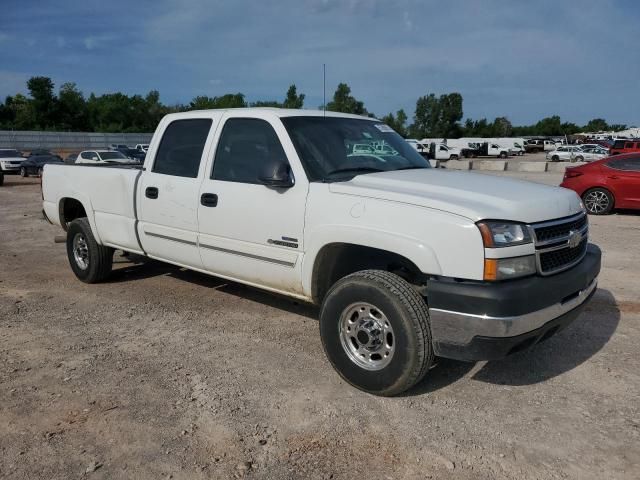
top-left (435, 159), bottom-right (587, 173)
top-left (473, 160), bottom-right (506, 171)
top-left (515, 162), bottom-right (547, 172)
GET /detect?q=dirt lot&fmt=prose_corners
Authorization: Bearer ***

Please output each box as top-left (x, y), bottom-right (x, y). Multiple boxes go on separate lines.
top-left (1, 173), bottom-right (639, 480)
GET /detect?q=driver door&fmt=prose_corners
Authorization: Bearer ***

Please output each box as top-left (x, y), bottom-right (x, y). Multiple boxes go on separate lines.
top-left (197, 116), bottom-right (308, 294)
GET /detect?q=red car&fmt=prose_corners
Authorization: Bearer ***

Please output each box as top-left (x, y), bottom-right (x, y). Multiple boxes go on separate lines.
top-left (560, 154), bottom-right (640, 215)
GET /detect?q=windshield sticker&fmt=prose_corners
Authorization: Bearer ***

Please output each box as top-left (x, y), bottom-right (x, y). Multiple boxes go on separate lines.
top-left (373, 124), bottom-right (394, 133)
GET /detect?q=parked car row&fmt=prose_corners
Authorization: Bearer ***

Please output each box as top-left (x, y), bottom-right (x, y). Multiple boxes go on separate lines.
top-left (546, 145), bottom-right (609, 162)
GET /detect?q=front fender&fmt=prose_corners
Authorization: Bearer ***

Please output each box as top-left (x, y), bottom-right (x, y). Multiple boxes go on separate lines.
top-left (301, 226), bottom-right (442, 298)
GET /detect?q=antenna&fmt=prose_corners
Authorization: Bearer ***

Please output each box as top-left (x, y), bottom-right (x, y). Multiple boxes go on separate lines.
top-left (323, 63), bottom-right (326, 116)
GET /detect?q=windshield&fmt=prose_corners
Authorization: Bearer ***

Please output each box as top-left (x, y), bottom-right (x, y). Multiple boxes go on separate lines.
top-left (100, 151), bottom-right (128, 160)
top-left (0, 150), bottom-right (21, 158)
top-left (281, 116), bottom-right (430, 182)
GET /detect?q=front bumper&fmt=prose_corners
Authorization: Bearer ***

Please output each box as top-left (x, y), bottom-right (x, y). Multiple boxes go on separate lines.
top-left (427, 244), bottom-right (601, 361)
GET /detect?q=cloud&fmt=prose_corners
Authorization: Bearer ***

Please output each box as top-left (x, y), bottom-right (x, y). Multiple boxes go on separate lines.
top-left (0, 0), bottom-right (638, 124)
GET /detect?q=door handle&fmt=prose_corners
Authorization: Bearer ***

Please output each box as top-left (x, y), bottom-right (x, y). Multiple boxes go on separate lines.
top-left (608, 175), bottom-right (619, 180)
top-left (145, 186), bottom-right (158, 199)
top-left (200, 193), bottom-right (218, 207)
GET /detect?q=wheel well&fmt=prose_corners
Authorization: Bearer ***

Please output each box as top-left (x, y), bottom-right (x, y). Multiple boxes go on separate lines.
top-left (311, 243), bottom-right (425, 304)
top-left (59, 198), bottom-right (87, 230)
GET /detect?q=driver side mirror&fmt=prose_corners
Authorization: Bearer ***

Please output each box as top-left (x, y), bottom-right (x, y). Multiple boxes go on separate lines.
top-left (258, 158), bottom-right (294, 188)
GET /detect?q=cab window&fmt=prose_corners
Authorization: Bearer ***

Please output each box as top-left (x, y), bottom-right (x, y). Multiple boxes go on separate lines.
top-left (152, 119), bottom-right (212, 178)
top-left (212, 118), bottom-right (289, 184)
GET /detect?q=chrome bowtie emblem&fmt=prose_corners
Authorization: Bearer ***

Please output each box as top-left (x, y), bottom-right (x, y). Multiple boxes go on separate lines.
top-left (568, 229), bottom-right (582, 248)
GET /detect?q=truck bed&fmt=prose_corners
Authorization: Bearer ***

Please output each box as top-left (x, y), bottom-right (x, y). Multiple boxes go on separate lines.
top-left (42, 163), bottom-right (144, 254)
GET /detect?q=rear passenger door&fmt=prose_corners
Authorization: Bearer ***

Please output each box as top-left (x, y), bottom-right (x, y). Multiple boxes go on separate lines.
top-left (137, 115), bottom-right (220, 268)
top-left (197, 115), bottom-right (308, 295)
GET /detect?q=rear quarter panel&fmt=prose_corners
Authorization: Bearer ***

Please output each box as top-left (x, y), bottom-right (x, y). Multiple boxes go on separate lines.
top-left (43, 164), bottom-right (142, 253)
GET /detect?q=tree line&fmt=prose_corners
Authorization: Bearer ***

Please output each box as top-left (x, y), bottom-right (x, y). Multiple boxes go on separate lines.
top-left (0, 76), bottom-right (627, 138)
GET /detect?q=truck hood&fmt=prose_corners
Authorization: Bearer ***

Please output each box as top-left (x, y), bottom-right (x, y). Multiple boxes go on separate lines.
top-left (328, 169), bottom-right (583, 223)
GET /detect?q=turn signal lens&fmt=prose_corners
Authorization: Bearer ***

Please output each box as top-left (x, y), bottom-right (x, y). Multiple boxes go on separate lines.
top-left (484, 259), bottom-right (498, 281)
top-left (484, 255), bottom-right (536, 281)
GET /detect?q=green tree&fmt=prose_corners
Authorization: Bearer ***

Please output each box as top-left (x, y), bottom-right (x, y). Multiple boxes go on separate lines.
top-left (492, 117), bottom-right (513, 137)
top-left (282, 84), bottom-right (305, 109)
top-left (381, 109), bottom-right (408, 137)
top-left (189, 93), bottom-right (246, 110)
top-left (326, 83), bottom-right (367, 115)
top-left (58, 82), bottom-right (87, 130)
top-left (27, 76), bottom-right (57, 129)
top-left (534, 115), bottom-right (562, 136)
top-left (411, 93), bottom-right (463, 138)
top-left (8, 94), bottom-right (36, 130)
top-left (583, 118), bottom-right (609, 132)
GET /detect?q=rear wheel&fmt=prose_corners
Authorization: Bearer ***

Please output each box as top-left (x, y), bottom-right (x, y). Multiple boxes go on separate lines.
top-left (66, 218), bottom-right (114, 283)
top-left (320, 270), bottom-right (433, 396)
top-left (574, 156), bottom-right (584, 162)
top-left (551, 155), bottom-right (559, 162)
top-left (583, 188), bottom-right (614, 215)
top-left (450, 154), bottom-right (459, 160)
top-left (499, 152), bottom-right (507, 159)
top-left (20, 167), bottom-right (28, 177)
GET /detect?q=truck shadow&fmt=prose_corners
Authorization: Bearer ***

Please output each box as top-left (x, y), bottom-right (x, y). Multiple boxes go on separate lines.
top-left (110, 255), bottom-right (620, 392)
top-left (109, 253), bottom-right (319, 320)
top-left (407, 288), bottom-right (620, 395)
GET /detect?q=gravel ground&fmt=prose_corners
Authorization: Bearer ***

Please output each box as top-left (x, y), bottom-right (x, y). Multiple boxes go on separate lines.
top-left (1, 174), bottom-right (639, 480)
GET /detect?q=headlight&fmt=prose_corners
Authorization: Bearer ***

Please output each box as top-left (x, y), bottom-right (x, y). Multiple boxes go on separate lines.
top-left (477, 221), bottom-right (532, 247)
top-left (484, 255), bottom-right (536, 281)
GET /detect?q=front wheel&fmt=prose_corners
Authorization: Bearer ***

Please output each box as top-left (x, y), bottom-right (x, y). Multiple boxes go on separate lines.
top-left (574, 156), bottom-right (584, 162)
top-left (320, 270), bottom-right (433, 396)
top-left (551, 155), bottom-right (559, 162)
top-left (582, 188), bottom-right (614, 215)
top-left (499, 152), bottom-right (507, 159)
top-left (450, 154), bottom-right (459, 160)
top-left (66, 218), bottom-right (114, 283)
top-left (20, 167), bottom-right (28, 177)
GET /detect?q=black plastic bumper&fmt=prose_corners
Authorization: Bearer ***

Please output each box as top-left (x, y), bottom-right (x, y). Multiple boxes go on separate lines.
top-left (427, 244), bottom-right (602, 361)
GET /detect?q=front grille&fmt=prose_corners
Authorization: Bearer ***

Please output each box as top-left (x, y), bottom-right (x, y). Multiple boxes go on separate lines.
top-left (539, 238), bottom-right (588, 273)
top-left (532, 212), bottom-right (589, 275)
top-left (534, 214), bottom-right (587, 243)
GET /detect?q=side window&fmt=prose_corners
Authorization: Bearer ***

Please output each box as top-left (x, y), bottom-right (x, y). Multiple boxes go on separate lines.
top-left (625, 142), bottom-right (634, 149)
top-left (81, 151), bottom-right (95, 160)
top-left (608, 158), bottom-right (640, 171)
top-left (152, 119), bottom-right (212, 178)
top-left (212, 118), bottom-right (288, 184)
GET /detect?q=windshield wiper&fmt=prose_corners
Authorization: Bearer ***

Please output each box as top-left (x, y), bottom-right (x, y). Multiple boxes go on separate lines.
top-left (395, 165), bottom-right (430, 171)
top-left (325, 166), bottom-right (385, 177)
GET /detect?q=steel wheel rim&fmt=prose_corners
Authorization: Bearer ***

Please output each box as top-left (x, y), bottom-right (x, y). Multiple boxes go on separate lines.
top-left (339, 302), bottom-right (395, 371)
top-left (584, 191), bottom-right (609, 213)
top-left (72, 233), bottom-right (90, 270)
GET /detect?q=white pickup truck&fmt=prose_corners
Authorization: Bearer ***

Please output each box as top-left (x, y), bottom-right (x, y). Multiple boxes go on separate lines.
top-left (42, 108), bottom-right (601, 396)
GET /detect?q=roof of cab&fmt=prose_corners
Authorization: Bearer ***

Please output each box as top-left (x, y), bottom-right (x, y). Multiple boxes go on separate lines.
top-left (162, 108), bottom-right (378, 122)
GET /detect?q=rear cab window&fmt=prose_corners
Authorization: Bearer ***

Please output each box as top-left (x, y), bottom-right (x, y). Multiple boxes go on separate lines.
top-left (152, 119), bottom-right (213, 177)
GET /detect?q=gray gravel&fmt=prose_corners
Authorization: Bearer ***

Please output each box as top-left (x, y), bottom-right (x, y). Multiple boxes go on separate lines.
top-left (1, 174), bottom-right (639, 479)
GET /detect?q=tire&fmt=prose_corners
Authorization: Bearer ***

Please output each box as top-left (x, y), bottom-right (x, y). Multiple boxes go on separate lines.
top-left (450, 154), bottom-right (459, 160)
top-left (551, 155), bottom-right (559, 162)
top-left (0, 172), bottom-right (3, 186)
top-left (20, 167), bottom-right (28, 178)
top-left (499, 152), bottom-right (507, 159)
top-left (575, 156), bottom-right (584, 162)
top-left (66, 218), bottom-right (114, 283)
top-left (582, 188), bottom-right (614, 215)
top-left (319, 270), bottom-right (433, 396)
top-left (37, 167), bottom-right (43, 177)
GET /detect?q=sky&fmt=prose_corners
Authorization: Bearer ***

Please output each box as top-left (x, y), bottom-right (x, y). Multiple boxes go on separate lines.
top-left (1, 0), bottom-right (639, 126)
